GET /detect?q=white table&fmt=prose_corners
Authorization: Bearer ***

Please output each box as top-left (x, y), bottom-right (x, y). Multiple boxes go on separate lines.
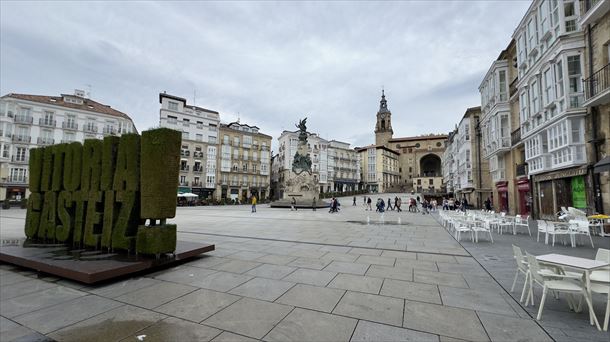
top-left (537, 253), bottom-right (609, 330)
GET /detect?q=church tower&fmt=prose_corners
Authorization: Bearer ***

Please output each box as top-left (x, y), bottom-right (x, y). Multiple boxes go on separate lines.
top-left (375, 89), bottom-right (393, 147)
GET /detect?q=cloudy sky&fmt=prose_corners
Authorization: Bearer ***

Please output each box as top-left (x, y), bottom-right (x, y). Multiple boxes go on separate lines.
top-left (1, 1), bottom-right (530, 150)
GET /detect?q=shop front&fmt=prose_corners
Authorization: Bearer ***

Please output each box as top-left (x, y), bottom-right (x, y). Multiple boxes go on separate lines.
top-left (516, 178), bottom-right (531, 216)
top-left (496, 181), bottom-right (509, 213)
top-left (533, 166), bottom-right (591, 220)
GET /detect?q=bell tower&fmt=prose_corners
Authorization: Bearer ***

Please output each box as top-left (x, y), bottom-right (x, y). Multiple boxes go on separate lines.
top-left (375, 89), bottom-right (393, 147)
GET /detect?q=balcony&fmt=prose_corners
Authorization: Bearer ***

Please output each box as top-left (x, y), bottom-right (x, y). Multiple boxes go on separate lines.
top-left (10, 156), bottom-right (28, 164)
top-left (38, 118), bottom-right (56, 127)
top-left (62, 121), bottom-right (78, 130)
top-left (192, 181), bottom-right (202, 187)
top-left (179, 181), bottom-right (189, 186)
top-left (516, 163), bottom-right (528, 177)
top-left (580, 0), bottom-right (610, 26)
top-left (83, 125), bottom-right (98, 133)
top-left (14, 115), bottom-right (33, 124)
top-left (37, 137), bottom-right (55, 145)
top-left (193, 166), bottom-right (204, 173)
top-left (12, 135), bottom-right (31, 143)
top-left (511, 128), bottom-right (521, 146)
top-left (180, 165), bottom-right (190, 172)
top-left (2, 176), bottom-right (27, 185)
top-left (102, 127), bottom-right (116, 135)
top-left (584, 63), bottom-right (610, 107)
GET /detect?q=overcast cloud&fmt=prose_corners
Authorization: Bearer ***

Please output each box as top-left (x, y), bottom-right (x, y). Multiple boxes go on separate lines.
top-left (0, 1), bottom-right (530, 150)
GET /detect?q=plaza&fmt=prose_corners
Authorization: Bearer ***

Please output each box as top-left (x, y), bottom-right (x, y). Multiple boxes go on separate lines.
top-left (1, 194), bottom-right (608, 341)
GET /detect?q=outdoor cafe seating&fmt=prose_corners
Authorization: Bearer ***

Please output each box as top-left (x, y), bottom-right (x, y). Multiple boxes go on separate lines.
top-left (511, 246), bottom-right (610, 331)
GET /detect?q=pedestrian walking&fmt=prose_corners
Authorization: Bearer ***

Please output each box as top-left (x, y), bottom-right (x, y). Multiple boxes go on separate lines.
top-left (312, 197), bottom-right (317, 211)
top-left (387, 198), bottom-right (394, 211)
top-left (291, 197), bottom-right (297, 211)
top-left (396, 197), bottom-right (402, 212)
top-left (251, 195), bottom-right (257, 213)
top-left (484, 197), bottom-right (492, 211)
top-left (366, 197), bottom-right (372, 211)
top-left (353, 196), bottom-right (357, 206)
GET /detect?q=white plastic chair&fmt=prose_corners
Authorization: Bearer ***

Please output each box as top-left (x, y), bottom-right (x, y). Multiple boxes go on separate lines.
top-left (525, 253), bottom-right (594, 321)
top-left (546, 222), bottom-right (572, 247)
top-left (497, 217), bottom-right (514, 235)
top-left (536, 220), bottom-right (548, 243)
top-left (569, 219), bottom-right (594, 248)
top-left (454, 218), bottom-right (472, 242)
top-left (471, 220), bottom-right (493, 243)
top-left (590, 269), bottom-right (610, 331)
top-left (511, 245), bottom-right (528, 294)
top-left (514, 215), bottom-right (531, 236)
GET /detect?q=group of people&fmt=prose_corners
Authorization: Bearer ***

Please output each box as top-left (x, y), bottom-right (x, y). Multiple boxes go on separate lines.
top-left (441, 197), bottom-right (469, 211)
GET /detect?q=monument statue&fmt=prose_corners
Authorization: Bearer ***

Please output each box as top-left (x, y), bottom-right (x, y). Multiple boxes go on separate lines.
top-left (291, 118), bottom-right (312, 174)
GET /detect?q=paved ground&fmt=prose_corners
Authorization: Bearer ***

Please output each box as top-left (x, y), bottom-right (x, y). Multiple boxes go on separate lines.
top-left (0, 193), bottom-right (608, 341)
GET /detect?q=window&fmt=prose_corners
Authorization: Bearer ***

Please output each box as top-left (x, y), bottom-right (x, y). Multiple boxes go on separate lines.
top-left (1, 144), bottom-right (9, 158)
top-left (243, 135), bottom-right (252, 148)
top-left (243, 163), bottom-right (248, 172)
top-left (9, 168), bottom-right (27, 182)
top-left (15, 147), bottom-right (27, 162)
top-left (520, 92), bottom-right (529, 122)
top-left (43, 111), bottom-right (54, 126)
top-left (182, 131), bottom-right (189, 140)
top-left (232, 164), bottom-right (238, 172)
top-left (208, 136), bottom-right (217, 144)
top-left (233, 136), bottom-right (240, 147)
top-left (564, 1), bottom-right (576, 32)
top-left (543, 68), bottom-right (554, 105)
top-left (196, 133), bottom-right (203, 141)
top-left (233, 148), bottom-right (239, 160)
top-left (464, 124), bottom-right (470, 140)
top-left (63, 132), bottom-right (76, 143)
top-left (527, 17), bottom-right (538, 54)
top-left (498, 70), bottom-right (507, 101)
top-left (567, 55), bottom-right (582, 108)
top-left (223, 135), bottom-right (229, 145)
top-left (168, 101), bottom-right (178, 111)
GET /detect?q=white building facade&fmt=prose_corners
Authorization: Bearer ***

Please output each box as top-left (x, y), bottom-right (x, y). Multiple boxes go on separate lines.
top-left (276, 130), bottom-right (329, 196)
top-left (514, 0), bottom-right (590, 218)
top-left (158, 92), bottom-right (220, 199)
top-left (327, 140), bottom-right (361, 193)
top-left (0, 90), bottom-right (136, 201)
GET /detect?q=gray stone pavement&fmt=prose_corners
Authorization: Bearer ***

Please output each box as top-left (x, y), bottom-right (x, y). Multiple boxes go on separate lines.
top-left (0, 194), bottom-right (606, 341)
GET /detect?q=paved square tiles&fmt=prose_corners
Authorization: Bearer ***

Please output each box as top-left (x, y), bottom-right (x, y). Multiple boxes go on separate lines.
top-left (327, 273), bottom-right (383, 294)
top-left (155, 288), bottom-right (241, 322)
top-left (351, 320), bottom-right (439, 342)
top-left (276, 284), bottom-right (345, 312)
top-left (333, 291), bottom-right (404, 326)
top-left (228, 277), bottom-right (295, 301)
top-left (324, 261), bottom-right (370, 275)
top-left (381, 279), bottom-right (442, 304)
top-left (130, 317), bottom-right (222, 341)
top-left (197, 271), bottom-right (253, 292)
top-left (114, 282), bottom-right (197, 309)
top-left (265, 308), bottom-right (357, 341)
top-left (403, 300), bottom-right (489, 341)
top-left (365, 265), bottom-right (413, 281)
top-left (1, 286), bottom-right (87, 318)
top-left (439, 286), bottom-right (517, 316)
top-left (245, 264), bottom-right (296, 280)
top-left (281, 268), bottom-right (337, 286)
top-left (204, 298), bottom-right (293, 339)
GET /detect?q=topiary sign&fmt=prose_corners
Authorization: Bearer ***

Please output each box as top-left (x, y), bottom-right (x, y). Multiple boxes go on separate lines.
top-left (24, 128), bottom-right (181, 255)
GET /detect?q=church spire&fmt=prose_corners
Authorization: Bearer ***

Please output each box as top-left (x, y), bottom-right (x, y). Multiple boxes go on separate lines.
top-left (375, 88), bottom-right (393, 146)
top-left (379, 88), bottom-right (389, 113)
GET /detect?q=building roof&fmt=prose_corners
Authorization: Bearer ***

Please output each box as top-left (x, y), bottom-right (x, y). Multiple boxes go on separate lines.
top-left (220, 122), bottom-right (272, 139)
top-left (355, 144), bottom-right (399, 154)
top-left (388, 134), bottom-right (448, 143)
top-left (3, 93), bottom-right (134, 122)
top-left (159, 92), bottom-right (219, 114)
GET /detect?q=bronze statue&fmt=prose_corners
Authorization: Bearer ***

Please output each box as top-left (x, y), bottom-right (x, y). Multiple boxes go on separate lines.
top-left (292, 117), bottom-right (312, 174)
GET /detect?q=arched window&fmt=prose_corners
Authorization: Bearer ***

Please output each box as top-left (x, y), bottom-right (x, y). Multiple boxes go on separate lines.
top-left (381, 120), bottom-right (385, 130)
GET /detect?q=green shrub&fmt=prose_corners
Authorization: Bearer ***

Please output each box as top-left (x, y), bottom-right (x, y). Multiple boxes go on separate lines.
top-left (81, 139), bottom-right (103, 192)
top-left (41, 147), bottom-right (54, 192)
top-left (140, 128), bottom-right (180, 219)
top-left (38, 191), bottom-right (57, 240)
top-left (55, 191), bottom-right (74, 242)
top-left (101, 136), bottom-right (120, 191)
top-left (72, 191), bottom-right (87, 245)
top-left (29, 148), bottom-right (44, 193)
top-left (24, 193), bottom-right (42, 238)
top-left (113, 134), bottom-right (140, 192)
top-left (136, 224), bottom-right (177, 255)
top-left (111, 191), bottom-right (139, 251)
top-left (63, 142), bottom-right (83, 191)
top-left (83, 191), bottom-right (103, 248)
top-left (51, 144), bottom-right (67, 192)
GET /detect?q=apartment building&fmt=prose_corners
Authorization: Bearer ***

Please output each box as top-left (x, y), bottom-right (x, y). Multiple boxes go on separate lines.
top-left (356, 145), bottom-right (400, 193)
top-left (275, 130), bottom-right (328, 198)
top-left (217, 122), bottom-right (272, 202)
top-left (159, 92), bottom-right (220, 199)
top-left (0, 90), bottom-right (136, 201)
top-left (443, 107), bottom-right (491, 207)
top-left (442, 131), bottom-right (457, 195)
top-left (581, 0), bottom-right (610, 214)
top-left (327, 140), bottom-right (360, 193)
top-left (512, 0), bottom-right (596, 218)
top-left (480, 40), bottom-right (532, 215)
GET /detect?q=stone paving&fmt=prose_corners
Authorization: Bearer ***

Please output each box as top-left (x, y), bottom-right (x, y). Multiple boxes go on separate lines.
top-left (0, 194), bottom-right (607, 341)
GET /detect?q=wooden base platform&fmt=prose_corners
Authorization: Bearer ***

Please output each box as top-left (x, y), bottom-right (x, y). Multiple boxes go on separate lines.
top-left (0, 240), bottom-right (214, 284)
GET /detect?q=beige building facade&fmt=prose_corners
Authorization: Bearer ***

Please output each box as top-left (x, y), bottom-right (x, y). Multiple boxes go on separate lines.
top-left (357, 145), bottom-right (400, 193)
top-left (581, 0), bottom-right (610, 215)
top-left (217, 122), bottom-right (272, 202)
top-left (371, 91), bottom-right (447, 194)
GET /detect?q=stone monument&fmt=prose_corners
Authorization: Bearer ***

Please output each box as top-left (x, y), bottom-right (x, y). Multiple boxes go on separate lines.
top-left (283, 118), bottom-right (319, 202)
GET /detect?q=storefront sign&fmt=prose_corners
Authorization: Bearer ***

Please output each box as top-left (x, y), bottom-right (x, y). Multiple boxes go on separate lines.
top-left (534, 167), bottom-right (588, 182)
top-left (571, 176), bottom-right (587, 209)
